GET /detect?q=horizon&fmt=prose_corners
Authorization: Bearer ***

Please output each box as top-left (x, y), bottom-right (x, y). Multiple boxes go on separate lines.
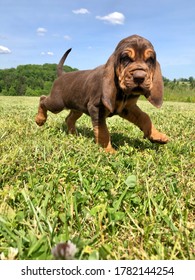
top-left (0, 60), bottom-right (194, 82)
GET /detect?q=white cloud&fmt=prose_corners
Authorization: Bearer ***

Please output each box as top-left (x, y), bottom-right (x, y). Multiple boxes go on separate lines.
top-left (64, 35), bottom-right (71, 40)
top-left (0, 45), bottom-right (11, 54)
top-left (41, 51), bottom-right (54, 56)
top-left (96, 12), bottom-right (125, 25)
top-left (72, 8), bottom-right (90, 14)
top-left (37, 27), bottom-right (47, 36)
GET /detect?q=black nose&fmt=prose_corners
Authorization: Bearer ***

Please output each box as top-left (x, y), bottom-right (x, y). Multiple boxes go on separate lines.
top-left (133, 70), bottom-right (146, 84)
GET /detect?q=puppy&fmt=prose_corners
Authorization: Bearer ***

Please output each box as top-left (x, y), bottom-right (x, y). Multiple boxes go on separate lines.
top-left (35, 35), bottom-right (169, 152)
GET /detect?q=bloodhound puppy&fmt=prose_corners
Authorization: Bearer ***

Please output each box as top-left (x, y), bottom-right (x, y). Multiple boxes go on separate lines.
top-left (35, 34), bottom-right (169, 152)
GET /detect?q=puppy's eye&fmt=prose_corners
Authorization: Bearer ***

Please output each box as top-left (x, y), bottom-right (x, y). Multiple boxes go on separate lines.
top-left (146, 57), bottom-right (155, 66)
top-left (120, 55), bottom-right (133, 66)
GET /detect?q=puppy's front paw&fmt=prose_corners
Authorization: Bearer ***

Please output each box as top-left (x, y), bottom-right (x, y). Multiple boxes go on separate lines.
top-left (149, 131), bottom-right (169, 144)
top-left (104, 146), bottom-right (117, 154)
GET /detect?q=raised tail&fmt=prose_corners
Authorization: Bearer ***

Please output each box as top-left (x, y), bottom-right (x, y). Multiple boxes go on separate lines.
top-left (57, 48), bottom-right (72, 77)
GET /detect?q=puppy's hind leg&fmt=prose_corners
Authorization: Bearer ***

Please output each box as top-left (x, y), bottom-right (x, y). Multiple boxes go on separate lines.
top-left (65, 110), bottom-right (83, 134)
top-left (35, 95), bottom-right (48, 126)
top-left (35, 93), bottom-right (66, 126)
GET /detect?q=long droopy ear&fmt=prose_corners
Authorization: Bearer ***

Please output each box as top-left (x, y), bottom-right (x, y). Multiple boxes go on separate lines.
top-left (147, 61), bottom-right (164, 108)
top-left (101, 54), bottom-right (118, 113)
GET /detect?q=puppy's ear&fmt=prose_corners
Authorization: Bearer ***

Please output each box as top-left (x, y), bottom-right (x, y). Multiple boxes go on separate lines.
top-left (101, 54), bottom-right (118, 113)
top-left (147, 61), bottom-right (164, 108)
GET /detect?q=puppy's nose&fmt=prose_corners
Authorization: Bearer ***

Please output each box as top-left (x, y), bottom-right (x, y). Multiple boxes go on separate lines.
top-left (133, 70), bottom-right (146, 84)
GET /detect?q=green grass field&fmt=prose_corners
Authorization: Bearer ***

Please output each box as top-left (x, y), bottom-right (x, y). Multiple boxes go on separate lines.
top-left (0, 96), bottom-right (194, 260)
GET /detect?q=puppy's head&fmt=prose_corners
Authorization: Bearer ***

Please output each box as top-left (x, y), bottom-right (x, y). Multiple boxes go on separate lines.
top-left (102, 35), bottom-right (164, 112)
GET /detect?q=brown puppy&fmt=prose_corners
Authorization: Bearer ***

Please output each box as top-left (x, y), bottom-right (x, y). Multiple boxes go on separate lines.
top-left (35, 34), bottom-right (169, 152)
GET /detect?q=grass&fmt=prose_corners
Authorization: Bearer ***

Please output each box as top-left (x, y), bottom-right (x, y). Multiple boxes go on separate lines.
top-left (164, 87), bottom-right (195, 103)
top-left (0, 96), bottom-right (194, 260)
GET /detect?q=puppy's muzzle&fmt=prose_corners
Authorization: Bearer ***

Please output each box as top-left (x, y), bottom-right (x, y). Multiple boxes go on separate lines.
top-left (133, 70), bottom-right (146, 85)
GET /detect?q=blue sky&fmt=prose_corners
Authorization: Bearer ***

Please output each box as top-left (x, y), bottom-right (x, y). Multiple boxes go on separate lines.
top-left (0, 0), bottom-right (195, 79)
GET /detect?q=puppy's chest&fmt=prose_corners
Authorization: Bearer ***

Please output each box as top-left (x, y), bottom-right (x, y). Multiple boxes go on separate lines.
top-left (114, 94), bottom-right (138, 114)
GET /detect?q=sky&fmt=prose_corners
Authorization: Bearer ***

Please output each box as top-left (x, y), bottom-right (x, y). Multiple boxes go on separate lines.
top-left (0, 0), bottom-right (195, 80)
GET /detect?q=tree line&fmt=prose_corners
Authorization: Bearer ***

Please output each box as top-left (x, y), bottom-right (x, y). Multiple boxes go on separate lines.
top-left (0, 64), bottom-right (194, 97)
top-left (0, 64), bottom-right (78, 96)
top-left (163, 76), bottom-right (195, 90)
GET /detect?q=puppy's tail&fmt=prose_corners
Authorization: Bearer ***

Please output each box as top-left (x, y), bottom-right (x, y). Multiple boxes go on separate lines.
top-left (57, 48), bottom-right (72, 77)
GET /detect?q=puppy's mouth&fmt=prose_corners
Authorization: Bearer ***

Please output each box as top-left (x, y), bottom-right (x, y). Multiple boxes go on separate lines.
top-left (131, 86), bottom-right (145, 95)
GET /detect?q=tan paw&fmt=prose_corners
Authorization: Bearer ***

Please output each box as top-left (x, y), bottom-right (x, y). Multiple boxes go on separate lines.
top-left (149, 132), bottom-right (169, 144)
top-left (104, 146), bottom-right (117, 154)
top-left (35, 115), bottom-right (47, 126)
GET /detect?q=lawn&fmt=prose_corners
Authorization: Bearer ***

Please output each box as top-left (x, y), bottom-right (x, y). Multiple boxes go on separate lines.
top-left (0, 96), bottom-right (194, 260)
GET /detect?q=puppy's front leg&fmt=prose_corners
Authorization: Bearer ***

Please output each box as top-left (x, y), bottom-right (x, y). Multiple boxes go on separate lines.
top-left (92, 122), bottom-right (116, 153)
top-left (120, 105), bottom-right (169, 144)
top-left (88, 104), bottom-right (115, 153)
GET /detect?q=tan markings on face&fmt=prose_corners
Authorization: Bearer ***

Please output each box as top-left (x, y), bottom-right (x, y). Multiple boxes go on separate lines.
top-left (149, 71), bottom-right (154, 90)
top-left (144, 48), bottom-right (155, 60)
top-left (125, 48), bottom-right (135, 60)
top-left (117, 68), bottom-right (127, 90)
top-left (116, 48), bottom-right (135, 89)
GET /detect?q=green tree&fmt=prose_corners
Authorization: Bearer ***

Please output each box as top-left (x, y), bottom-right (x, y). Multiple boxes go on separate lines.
top-left (189, 76), bottom-right (195, 89)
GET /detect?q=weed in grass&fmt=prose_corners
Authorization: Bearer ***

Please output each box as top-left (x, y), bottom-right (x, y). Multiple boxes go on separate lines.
top-left (0, 97), bottom-right (194, 259)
